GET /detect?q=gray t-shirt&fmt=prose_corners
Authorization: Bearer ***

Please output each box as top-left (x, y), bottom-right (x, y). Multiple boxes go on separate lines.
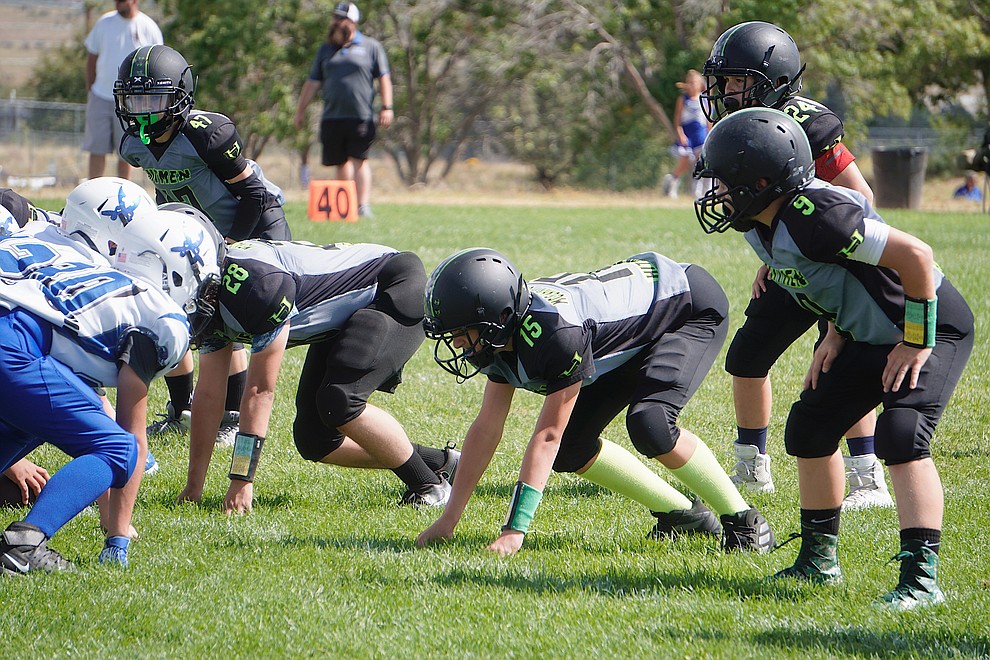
top-left (307, 32), bottom-right (389, 121)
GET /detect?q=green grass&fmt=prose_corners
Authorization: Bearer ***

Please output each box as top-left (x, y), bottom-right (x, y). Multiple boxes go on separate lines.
top-left (4, 201), bottom-right (989, 657)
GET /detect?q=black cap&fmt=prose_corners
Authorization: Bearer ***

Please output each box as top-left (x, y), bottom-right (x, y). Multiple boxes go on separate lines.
top-left (0, 188), bottom-right (34, 228)
top-left (218, 259), bottom-right (297, 337)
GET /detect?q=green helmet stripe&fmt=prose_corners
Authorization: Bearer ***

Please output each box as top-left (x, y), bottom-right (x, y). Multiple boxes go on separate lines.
top-left (716, 22), bottom-right (750, 57)
top-left (129, 45), bottom-right (154, 78)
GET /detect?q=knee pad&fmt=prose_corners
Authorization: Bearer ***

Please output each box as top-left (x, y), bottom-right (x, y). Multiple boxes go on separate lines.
top-left (724, 329), bottom-right (772, 378)
top-left (553, 432), bottom-right (600, 473)
top-left (316, 381), bottom-right (366, 432)
top-left (875, 408), bottom-right (934, 465)
top-left (625, 402), bottom-right (679, 458)
top-left (292, 416), bottom-right (345, 462)
top-left (100, 433), bottom-right (138, 489)
top-left (783, 402), bottom-right (842, 459)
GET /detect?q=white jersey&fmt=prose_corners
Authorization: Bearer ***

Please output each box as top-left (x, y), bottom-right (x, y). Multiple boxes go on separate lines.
top-left (0, 227), bottom-right (189, 387)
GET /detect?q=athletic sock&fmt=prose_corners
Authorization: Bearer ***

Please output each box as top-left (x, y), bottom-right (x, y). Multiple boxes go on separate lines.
top-left (165, 372), bottom-right (194, 413)
top-left (24, 455), bottom-right (115, 538)
top-left (412, 443), bottom-right (446, 472)
top-left (670, 437), bottom-right (749, 516)
top-left (800, 507), bottom-right (841, 536)
top-left (736, 426), bottom-right (768, 454)
top-left (579, 439), bottom-right (692, 513)
top-left (900, 527), bottom-right (941, 555)
top-left (391, 451), bottom-right (441, 489)
top-left (225, 370), bottom-right (247, 412)
top-left (845, 435), bottom-right (875, 457)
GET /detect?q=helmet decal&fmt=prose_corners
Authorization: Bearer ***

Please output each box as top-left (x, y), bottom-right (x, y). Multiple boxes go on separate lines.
top-left (99, 185), bottom-right (143, 228)
top-left (170, 231), bottom-right (206, 268)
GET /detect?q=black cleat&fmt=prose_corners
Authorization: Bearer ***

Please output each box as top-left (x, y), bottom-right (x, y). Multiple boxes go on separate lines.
top-left (1, 521), bottom-right (75, 575)
top-left (401, 478), bottom-right (452, 508)
top-left (720, 507), bottom-right (775, 553)
top-left (436, 441), bottom-right (461, 484)
top-left (650, 498), bottom-right (722, 539)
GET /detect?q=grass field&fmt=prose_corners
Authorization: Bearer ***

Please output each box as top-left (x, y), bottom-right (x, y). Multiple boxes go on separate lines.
top-left (3, 199), bottom-right (989, 657)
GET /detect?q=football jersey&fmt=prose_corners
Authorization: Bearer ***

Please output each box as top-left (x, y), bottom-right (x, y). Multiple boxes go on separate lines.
top-left (778, 95), bottom-right (855, 181)
top-left (119, 110), bottom-right (283, 236)
top-left (744, 179), bottom-right (943, 345)
top-left (208, 240), bottom-right (399, 350)
top-left (484, 252), bottom-right (692, 395)
top-left (0, 227), bottom-right (189, 387)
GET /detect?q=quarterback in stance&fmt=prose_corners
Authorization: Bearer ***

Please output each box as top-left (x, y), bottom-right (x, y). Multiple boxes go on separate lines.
top-left (701, 21), bottom-right (891, 508)
top-left (0, 199), bottom-right (221, 573)
top-left (114, 44), bottom-right (291, 445)
top-left (694, 108), bottom-right (973, 610)
top-left (180, 240), bottom-right (458, 514)
top-left (417, 248), bottom-right (774, 556)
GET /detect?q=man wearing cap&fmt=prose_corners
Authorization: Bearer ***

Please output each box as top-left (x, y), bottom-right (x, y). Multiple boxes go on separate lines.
top-left (294, 2), bottom-right (393, 218)
top-left (177, 240), bottom-right (458, 515)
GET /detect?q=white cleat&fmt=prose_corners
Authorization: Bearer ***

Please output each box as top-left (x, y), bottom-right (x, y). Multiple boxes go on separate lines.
top-left (730, 443), bottom-right (775, 494)
top-left (842, 454), bottom-right (895, 510)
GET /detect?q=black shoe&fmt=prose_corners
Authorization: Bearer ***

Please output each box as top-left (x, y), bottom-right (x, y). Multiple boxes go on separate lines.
top-left (400, 479), bottom-right (452, 508)
top-left (650, 498), bottom-right (722, 539)
top-left (720, 507), bottom-right (775, 553)
top-left (1, 521), bottom-right (75, 575)
top-left (436, 441), bottom-right (460, 484)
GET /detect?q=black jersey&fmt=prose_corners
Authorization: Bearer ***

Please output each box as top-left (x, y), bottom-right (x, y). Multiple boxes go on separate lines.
top-left (483, 252), bottom-right (693, 395)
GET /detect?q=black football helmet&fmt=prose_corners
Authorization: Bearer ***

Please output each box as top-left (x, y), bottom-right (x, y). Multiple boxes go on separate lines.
top-left (114, 45), bottom-right (196, 145)
top-left (424, 248), bottom-right (531, 380)
top-left (701, 21), bottom-right (805, 122)
top-left (694, 108), bottom-right (815, 234)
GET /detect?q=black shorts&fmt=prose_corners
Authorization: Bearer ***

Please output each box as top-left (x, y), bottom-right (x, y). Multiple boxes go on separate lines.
top-left (320, 118), bottom-right (376, 166)
top-left (783, 278), bottom-right (974, 461)
top-left (725, 279), bottom-right (819, 378)
top-left (554, 265), bottom-right (729, 472)
top-left (291, 252), bottom-right (426, 461)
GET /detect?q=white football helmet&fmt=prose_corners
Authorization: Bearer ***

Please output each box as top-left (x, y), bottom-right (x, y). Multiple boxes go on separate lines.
top-left (113, 210), bottom-right (224, 331)
top-left (62, 177), bottom-right (157, 259)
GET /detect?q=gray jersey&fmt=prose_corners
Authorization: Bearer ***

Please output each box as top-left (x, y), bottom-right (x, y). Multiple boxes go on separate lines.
top-left (308, 33), bottom-right (390, 121)
top-left (744, 179), bottom-right (943, 345)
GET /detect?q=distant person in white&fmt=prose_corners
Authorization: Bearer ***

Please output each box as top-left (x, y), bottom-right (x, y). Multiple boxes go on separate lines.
top-left (83, 0), bottom-right (162, 181)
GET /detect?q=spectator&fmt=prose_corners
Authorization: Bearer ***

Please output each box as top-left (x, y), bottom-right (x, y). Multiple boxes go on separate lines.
top-left (953, 172), bottom-right (982, 202)
top-left (83, 0), bottom-right (162, 181)
top-left (294, 2), bottom-right (393, 218)
top-left (662, 69), bottom-right (710, 199)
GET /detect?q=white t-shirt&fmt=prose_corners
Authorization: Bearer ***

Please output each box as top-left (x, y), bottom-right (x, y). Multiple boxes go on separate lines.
top-left (85, 11), bottom-right (164, 101)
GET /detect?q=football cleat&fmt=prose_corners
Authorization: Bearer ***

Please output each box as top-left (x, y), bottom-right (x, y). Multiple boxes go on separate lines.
top-left (98, 536), bottom-right (130, 568)
top-left (720, 507), bottom-right (775, 553)
top-left (436, 441), bottom-right (461, 484)
top-left (771, 529), bottom-right (843, 583)
top-left (842, 454), bottom-right (894, 510)
top-left (1, 521), bottom-right (75, 575)
top-left (146, 401), bottom-right (192, 438)
top-left (401, 478), bottom-right (452, 508)
top-left (875, 542), bottom-right (945, 611)
top-left (650, 498), bottom-right (722, 539)
top-left (216, 410), bottom-right (240, 448)
top-left (730, 443), bottom-right (775, 493)
top-left (144, 450), bottom-right (160, 477)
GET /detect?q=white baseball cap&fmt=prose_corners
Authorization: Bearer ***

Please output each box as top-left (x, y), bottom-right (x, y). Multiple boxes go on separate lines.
top-left (333, 2), bottom-right (360, 22)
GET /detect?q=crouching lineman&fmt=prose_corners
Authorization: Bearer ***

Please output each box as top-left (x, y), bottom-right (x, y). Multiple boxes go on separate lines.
top-left (179, 239), bottom-right (459, 514)
top-left (694, 108), bottom-right (974, 610)
top-left (0, 205), bottom-right (222, 573)
top-left (416, 248), bottom-right (774, 556)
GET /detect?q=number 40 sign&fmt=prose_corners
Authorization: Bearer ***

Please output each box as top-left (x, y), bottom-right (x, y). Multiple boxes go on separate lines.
top-left (307, 180), bottom-right (358, 222)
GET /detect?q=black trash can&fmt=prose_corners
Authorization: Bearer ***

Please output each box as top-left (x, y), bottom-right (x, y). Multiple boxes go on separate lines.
top-left (871, 146), bottom-right (928, 209)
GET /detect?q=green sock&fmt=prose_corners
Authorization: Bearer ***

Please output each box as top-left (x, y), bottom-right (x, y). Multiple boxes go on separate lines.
top-left (580, 439), bottom-right (692, 513)
top-left (670, 437), bottom-right (748, 516)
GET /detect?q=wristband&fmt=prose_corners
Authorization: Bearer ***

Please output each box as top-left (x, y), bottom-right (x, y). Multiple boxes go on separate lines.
top-left (903, 296), bottom-right (937, 348)
top-left (502, 481), bottom-right (543, 534)
top-left (382, 105), bottom-right (393, 110)
top-left (229, 432), bottom-right (265, 482)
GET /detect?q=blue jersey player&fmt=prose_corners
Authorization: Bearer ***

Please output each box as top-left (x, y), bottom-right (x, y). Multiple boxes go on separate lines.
top-left (695, 108), bottom-right (974, 610)
top-left (417, 248), bottom-right (774, 556)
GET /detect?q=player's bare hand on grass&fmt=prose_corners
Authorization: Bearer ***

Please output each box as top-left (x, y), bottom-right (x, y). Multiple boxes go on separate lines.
top-left (176, 485), bottom-right (203, 505)
top-left (487, 530), bottom-right (524, 557)
top-left (416, 516), bottom-right (456, 546)
top-left (805, 329), bottom-right (846, 390)
top-left (884, 344), bottom-right (932, 393)
top-left (223, 480), bottom-right (254, 514)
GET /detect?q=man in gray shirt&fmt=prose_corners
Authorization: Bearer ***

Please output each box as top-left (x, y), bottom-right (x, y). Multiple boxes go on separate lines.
top-left (294, 2), bottom-right (393, 218)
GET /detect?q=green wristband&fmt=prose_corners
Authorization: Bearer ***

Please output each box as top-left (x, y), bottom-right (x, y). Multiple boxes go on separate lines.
top-left (502, 481), bottom-right (543, 534)
top-left (903, 296), bottom-right (937, 348)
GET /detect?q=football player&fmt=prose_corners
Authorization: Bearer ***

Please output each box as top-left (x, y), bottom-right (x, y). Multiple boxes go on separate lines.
top-left (416, 249), bottom-right (774, 556)
top-left (114, 44), bottom-right (291, 446)
top-left (695, 108), bottom-right (973, 610)
top-left (181, 240), bottom-right (458, 514)
top-left (0, 209), bottom-right (222, 573)
top-left (700, 21), bottom-right (891, 509)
